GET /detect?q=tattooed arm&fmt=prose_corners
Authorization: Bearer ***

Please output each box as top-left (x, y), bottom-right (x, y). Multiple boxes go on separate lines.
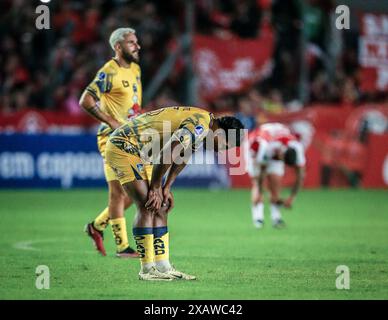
top-left (79, 91), bottom-right (121, 130)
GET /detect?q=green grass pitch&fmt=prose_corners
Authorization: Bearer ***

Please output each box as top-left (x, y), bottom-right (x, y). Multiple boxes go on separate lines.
top-left (0, 188), bottom-right (387, 300)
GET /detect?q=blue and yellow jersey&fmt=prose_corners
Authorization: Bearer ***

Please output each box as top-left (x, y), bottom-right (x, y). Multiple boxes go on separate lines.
top-left (86, 58), bottom-right (142, 136)
top-left (109, 106), bottom-right (213, 157)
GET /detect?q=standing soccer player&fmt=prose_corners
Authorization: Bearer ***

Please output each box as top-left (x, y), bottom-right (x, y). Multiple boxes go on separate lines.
top-left (105, 106), bottom-right (244, 280)
top-left (79, 28), bottom-right (142, 257)
top-left (245, 123), bottom-right (306, 228)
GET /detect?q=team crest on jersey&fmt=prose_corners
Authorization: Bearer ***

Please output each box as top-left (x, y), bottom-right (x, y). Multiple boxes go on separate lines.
top-left (133, 84), bottom-right (137, 93)
top-left (136, 163), bottom-right (144, 172)
top-left (194, 125), bottom-right (204, 136)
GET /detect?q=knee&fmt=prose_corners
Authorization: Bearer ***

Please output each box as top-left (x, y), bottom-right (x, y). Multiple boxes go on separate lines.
top-left (123, 196), bottom-right (132, 210)
top-left (251, 186), bottom-right (263, 204)
top-left (252, 193), bottom-right (263, 205)
top-left (109, 186), bottom-right (127, 204)
top-left (157, 205), bottom-right (169, 217)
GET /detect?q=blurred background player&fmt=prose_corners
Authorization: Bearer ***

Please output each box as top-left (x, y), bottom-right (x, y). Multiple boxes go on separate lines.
top-left (79, 28), bottom-right (142, 257)
top-left (105, 106), bottom-right (244, 280)
top-left (245, 123), bottom-right (306, 228)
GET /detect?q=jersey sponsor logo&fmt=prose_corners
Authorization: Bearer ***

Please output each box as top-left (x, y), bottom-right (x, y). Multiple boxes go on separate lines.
top-left (134, 236), bottom-right (145, 258)
top-left (194, 125), bottom-right (204, 136)
top-left (153, 238), bottom-right (166, 256)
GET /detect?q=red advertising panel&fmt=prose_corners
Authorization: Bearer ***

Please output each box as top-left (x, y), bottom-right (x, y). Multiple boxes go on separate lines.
top-left (193, 32), bottom-right (273, 102)
top-left (362, 133), bottom-right (388, 188)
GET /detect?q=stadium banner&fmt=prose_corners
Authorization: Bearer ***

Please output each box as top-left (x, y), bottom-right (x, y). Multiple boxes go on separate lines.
top-left (0, 109), bottom-right (97, 134)
top-left (0, 134), bottom-right (230, 189)
top-left (193, 32), bottom-right (273, 102)
top-left (359, 12), bottom-right (388, 92)
top-left (0, 134), bottom-right (106, 188)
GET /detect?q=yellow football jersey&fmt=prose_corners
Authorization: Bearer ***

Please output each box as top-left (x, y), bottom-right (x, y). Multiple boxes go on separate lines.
top-left (109, 106), bottom-right (213, 157)
top-left (86, 58), bottom-right (142, 124)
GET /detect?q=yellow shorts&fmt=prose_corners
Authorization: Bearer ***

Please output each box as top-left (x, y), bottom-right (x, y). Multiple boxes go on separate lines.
top-left (97, 126), bottom-right (117, 182)
top-left (105, 139), bottom-right (153, 185)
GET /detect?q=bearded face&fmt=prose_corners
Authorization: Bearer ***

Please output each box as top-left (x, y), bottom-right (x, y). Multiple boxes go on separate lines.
top-left (118, 33), bottom-right (140, 63)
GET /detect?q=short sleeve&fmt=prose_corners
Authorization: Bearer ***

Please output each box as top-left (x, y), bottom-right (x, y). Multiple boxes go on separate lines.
top-left (86, 66), bottom-right (115, 101)
top-left (173, 114), bottom-right (210, 151)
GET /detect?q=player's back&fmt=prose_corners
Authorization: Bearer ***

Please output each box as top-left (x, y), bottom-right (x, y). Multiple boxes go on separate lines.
top-left (110, 106), bottom-right (212, 151)
top-left (259, 123), bottom-right (292, 141)
top-left (246, 122), bottom-right (302, 161)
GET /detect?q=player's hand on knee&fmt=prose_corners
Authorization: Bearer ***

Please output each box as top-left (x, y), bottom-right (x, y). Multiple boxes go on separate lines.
top-left (162, 187), bottom-right (174, 213)
top-left (145, 187), bottom-right (163, 213)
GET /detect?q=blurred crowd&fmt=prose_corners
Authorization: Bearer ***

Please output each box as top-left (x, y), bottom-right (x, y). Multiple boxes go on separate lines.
top-left (0, 0), bottom-right (387, 120)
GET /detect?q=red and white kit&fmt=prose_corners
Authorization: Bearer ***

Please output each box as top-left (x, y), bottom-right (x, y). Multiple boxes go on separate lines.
top-left (245, 123), bottom-right (306, 177)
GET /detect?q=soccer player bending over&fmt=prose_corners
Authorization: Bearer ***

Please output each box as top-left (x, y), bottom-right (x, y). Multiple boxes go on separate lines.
top-left (105, 106), bottom-right (244, 280)
top-left (245, 123), bottom-right (305, 229)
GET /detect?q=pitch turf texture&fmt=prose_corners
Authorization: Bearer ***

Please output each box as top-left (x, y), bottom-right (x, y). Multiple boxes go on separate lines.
top-left (0, 188), bottom-right (387, 300)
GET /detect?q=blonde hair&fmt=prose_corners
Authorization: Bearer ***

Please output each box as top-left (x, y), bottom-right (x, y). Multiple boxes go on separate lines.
top-left (109, 27), bottom-right (136, 51)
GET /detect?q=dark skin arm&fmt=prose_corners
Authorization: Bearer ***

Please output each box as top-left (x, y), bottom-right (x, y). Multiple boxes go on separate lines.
top-left (145, 140), bottom-right (184, 213)
top-left (145, 134), bottom-right (195, 213)
top-left (79, 91), bottom-right (121, 130)
top-left (161, 162), bottom-right (188, 213)
top-left (284, 166), bottom-right (305, 208)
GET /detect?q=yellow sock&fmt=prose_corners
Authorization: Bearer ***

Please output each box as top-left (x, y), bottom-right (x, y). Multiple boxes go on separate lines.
top-left (110, 217), bottom-right (129, 252)
top-left (133, 227), bottom-right (155, 271)
top-left (154, 227), bottom-right (171, 272)
top-left (93, 207), bottom-right (110, 231)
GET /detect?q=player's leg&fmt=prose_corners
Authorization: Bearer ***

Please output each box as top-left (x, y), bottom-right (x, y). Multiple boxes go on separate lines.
top-left (152, 207), bottom-right (196, 280)
top-left (251, 177), bottom-right (265, 228)
top-left (246, 154), bottom-right (264, 228)
top-left (122, 180), bottom-right (172, 281)
top-left (90, 134), bottom-right (114, 233)
top-left (268, 174), bottom-right (285, 227)
top-left (152, 192), bottom-right (171, 272)
top-left (105, 142), bottom-right (172, 280)
top-left (85, 133), bottom-right (115, 256)
top-left (267, 160), bottom-right (286, 228)
top-left (107, 180), bottom-right (138, 258)
top-left (84, 162), bottom-right (114, 256)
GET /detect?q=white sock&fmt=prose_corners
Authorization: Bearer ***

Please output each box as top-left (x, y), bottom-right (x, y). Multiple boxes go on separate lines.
top-left (141, 262), bottom-right (155, 273)
top-left (252, 202), bottom-right (264, 222)
top-left (270, 203), bottom-right (282, 222)
top-left (155, 260), bottom-right (172, 273)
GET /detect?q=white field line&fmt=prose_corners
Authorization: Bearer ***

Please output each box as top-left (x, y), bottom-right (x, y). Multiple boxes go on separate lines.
top-left (12, 239), bottom-right (95, 255)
